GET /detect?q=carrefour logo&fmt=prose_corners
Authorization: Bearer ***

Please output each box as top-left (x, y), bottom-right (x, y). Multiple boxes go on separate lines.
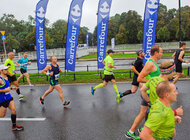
top-left (147, 0), bottom-right (159, 15)
top-left (71, 4), bottom-right (81, 22)
top-left (99, 1), bottom-right (110, 18)
top-left (37, 7), bottom-right (45, 23)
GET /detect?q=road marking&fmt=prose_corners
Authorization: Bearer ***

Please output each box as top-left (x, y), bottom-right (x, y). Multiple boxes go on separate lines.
top-left (0, 118), bottom-right (46, 121)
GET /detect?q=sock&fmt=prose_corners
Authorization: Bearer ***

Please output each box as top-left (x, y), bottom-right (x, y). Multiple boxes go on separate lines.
top-left (121, 90), bottom-right (132, 97)
top-left (113, 84), bottom-right (119, 95)
top-left (16, 88), bottom-right (21, 95)
top-left (129, 129), bottom-right (134, 134)
top-left (11, 114), bottom-right (16, 127)
top-left (94, 83), bottom-right (104, 90)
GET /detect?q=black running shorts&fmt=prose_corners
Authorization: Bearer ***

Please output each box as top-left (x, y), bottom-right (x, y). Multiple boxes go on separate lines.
top-left (103, 75), bottom-right (115, 83)
top-left (141, 95), bottom-right (149, 106)
top-left (20, 68), bottom-right (27, 74)
top-left (175, 63), bottom-right (182, 73)
top-left (132, 75), bottom-right (139, 86)
top-left (0, 97), bottom-right (13, 108)
top-left (7, 75), bottom-right (17, 83)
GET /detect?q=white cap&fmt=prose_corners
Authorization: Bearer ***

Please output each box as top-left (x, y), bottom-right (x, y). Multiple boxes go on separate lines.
top-left (0, 65), bottom-right (10, 70)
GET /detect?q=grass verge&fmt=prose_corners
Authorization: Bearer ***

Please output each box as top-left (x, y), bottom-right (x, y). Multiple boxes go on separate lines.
top-left (80, 53), bottom-right (190, 59)
top-left (16, 68), bottom-right (190, 85)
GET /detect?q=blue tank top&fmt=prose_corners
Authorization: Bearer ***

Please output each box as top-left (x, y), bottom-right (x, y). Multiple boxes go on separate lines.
top-left (0, 76), bottom-right (12, 103)
top-left (50, 64), bottom-right (60, 81)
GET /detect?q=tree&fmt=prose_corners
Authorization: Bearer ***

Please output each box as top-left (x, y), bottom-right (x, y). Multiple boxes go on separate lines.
top-left (107, 19), bottom-right (117, 45)
top-left (137, 30), bottom-right (143, 43)
top-left (123, 10), bottom-right (142, 43)
top-left (116, 24), bottom-right (128, 44)
top-left (176, 28), bottom-right (186, 41)
top-left (49, 19), bottom-right (67, 48)
top-left (157, 26), bottom-right (170, 42)
top-left (6, 34), bottom-right (20, 52)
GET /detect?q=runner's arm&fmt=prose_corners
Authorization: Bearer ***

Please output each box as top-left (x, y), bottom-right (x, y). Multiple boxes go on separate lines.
top-left (108, 63), bottom-right (116, 68)
top-left (140, 126), bottom-right (155, 140)
top-left (140, 85), bottom-right (150, 103)
top-left (57, 64), bottom-right (63, 73)
top-left (102, 60), bottom-right (105, 65)
top-left (131, 66), bottom-right (139, 75)
top-left (174, 106), bottom-right (183, 116)
top-left (0, 87), bottom-right (10, 93)
top-left (0, 79), bottom-right (4, 85)
top-left (172, 52), bottom-right (176, 60)
top-left (138, 61), bottom-right (154, 83)
top-left (178, 51), bottom-right (186, 63)
top-left (0, 79), bottom-right (10, 92)
top-left (41, 65), bottom-right (51, 75)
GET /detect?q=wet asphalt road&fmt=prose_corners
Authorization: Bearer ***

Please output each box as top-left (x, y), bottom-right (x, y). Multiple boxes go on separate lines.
top-left (0, 81), bottom-right (190, 140)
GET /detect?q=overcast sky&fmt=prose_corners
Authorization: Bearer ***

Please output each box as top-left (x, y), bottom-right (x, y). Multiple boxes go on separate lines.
top-left (0, 0), bottom-right (190, 32)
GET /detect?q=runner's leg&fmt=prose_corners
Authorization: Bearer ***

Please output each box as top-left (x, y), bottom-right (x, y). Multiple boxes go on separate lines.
top-left (0, 106), bottom-right (7, 117)
top-left (54, 84), bottom-right (65, 104)
top-left (41, 85), bottom-right (54, 99)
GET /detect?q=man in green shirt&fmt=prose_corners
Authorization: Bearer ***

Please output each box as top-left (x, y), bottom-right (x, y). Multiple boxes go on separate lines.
top-left (91, 49), bottom-right (121, 103)
top-left (126, 45), bottom-right (163, 139)
top-left (4, 52), bottom-right (25, 100)
top-left (140, 81), bottom-right (182, 140)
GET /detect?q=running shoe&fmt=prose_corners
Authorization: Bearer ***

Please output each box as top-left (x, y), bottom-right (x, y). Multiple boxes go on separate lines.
top-left (119, 92), bottom-right (124, 98)
top-left (12, 124), bottom-right (24, 131)
top-left (29, 84), bottom-right (34, 87)
top-left (91, 87), bottom-right (95, 95)
top-left (137, 127), bottom-right (143, 134)
top-left (63, 101), bottom-right (71, 107)
top-left (19, 94), bottom-right (25, 101)
top-left (125, 131), bottom-right (140, 140)
top-left (116, 94), bottom-right (121, 103)
top-left (39, 97), bottom-right (44, 105)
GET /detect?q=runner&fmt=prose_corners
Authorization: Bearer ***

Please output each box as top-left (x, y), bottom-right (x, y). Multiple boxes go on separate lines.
top-left (125, 45), bottom-right (163, 139)
top-left (16, 52), bottom-right (33, 87)
top-left (140, 81), bottom-right (182, 140)
top-left (39, 56), bottom-right (70, 107)
top-left (4, 52), bottom-right (25, 100)
top-left (172, 42), bottom-right (189, 84)
top-left (91, 49), bottom-right (121, 103)
top-left (0, 65), bottom-right (24, 131)
top-left (125, 60), bottom-right (183, 139)
top-left (120, 50), bottom-right (144, 98)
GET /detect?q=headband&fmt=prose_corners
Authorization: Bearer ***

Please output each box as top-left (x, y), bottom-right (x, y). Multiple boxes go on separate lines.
top-left (160, 63), bottom-right (175, 75)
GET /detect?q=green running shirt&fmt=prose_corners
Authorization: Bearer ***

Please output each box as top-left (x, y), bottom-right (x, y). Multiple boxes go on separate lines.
top-left (148, 59), bottom-right (161, 78)
top-left (145, 99), bottom-right (175, 140)
top-left (104, 55), bottom-right (114, 75)
top-left (145, 77), bottom-right (165, 105)
top-left (4, 59), bottom-right (15, 75)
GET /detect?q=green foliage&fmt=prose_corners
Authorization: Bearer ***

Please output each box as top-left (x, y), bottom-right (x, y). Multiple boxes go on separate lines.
top-left (137, 30), bottom-right (143, 43)
top-left (157, 26), bottom-right (170, 42)
top-left (6, 33), bottom-right (20, 52)
top-left (116, 24), bottom-right (128, 44)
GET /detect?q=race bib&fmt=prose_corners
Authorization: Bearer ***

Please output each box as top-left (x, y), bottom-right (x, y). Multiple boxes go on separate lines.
top-left (55, 74), bottom-right (60, 80)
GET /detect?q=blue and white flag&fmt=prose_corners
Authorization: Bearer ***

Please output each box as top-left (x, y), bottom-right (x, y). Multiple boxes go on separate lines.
top-left (36, 0), bottom-right (48, 70)
top-left (97, 0), bottom-right (112, 69)
top-left (65, 0), bottom-right (85, 71)
top-left (142, 0), bottom-right (160, 64)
